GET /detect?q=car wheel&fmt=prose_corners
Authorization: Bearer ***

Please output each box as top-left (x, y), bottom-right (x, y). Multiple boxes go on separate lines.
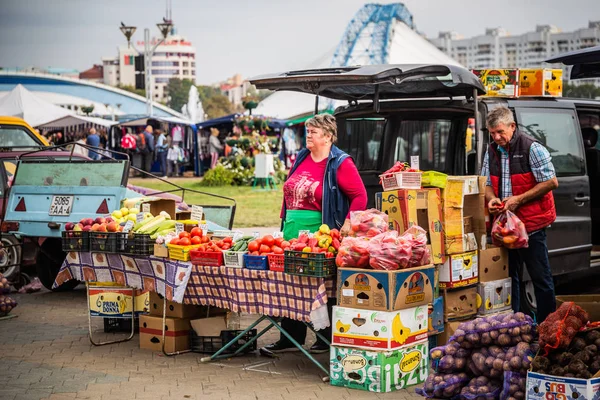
top-left (0, 235), bottom-right (22, 280)
top-left (520, 279), bottom-right (537, 320)
top-left (35, 239), bottom-right (78, 291)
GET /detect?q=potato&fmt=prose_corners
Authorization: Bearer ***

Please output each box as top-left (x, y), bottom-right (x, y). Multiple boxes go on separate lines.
top-left (455, 357), bottom-right (467, 370)
top-left (585, 344), bottom-right (598, 355)
top-left (520, 334), bottom-right (533, 343)
top-left (571, 337), bottom-right (587, 352)
top-left (514, 391), bottom-right (525, 400)
top-left (510, 356), bottom-right (522, 370)
top-left (498, 334), bottom-right (512, 346)
top-left (431, 348), bottom-right (444, 360)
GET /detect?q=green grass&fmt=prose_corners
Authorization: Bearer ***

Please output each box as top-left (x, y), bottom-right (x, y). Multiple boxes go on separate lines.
top-left (129, 178), bottom-right (283, 228)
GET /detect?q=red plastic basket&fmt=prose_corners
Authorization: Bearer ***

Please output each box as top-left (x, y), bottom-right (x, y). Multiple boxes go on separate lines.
top-left (267, 253), bottom-right (285, 272)
top-left (189, 250), bottom-right (224, 266)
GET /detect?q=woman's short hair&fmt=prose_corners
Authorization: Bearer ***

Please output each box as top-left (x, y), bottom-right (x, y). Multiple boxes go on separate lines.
top-left (305, 114), bottom-right (337, 143)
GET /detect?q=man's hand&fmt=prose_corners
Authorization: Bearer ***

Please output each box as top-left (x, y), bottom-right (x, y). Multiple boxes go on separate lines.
top-left (340, 218), bottom-right (352, 237)
top-left (502, 196), bottom-right (522, 212)
top-left (488, 198), bottom-right (504, 215)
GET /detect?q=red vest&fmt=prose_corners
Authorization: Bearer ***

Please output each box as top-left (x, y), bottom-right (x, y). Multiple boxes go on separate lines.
top-left (488, 131), bottom-right (556, 233)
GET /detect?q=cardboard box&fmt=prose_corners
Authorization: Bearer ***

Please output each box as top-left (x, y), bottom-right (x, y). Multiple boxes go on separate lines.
top-left (337, 265), bottom-right (435, 312)
top-left (375, 188), bottom-right (444, 264)
top-left (526, 371), bottom-right (600, 400)
top-left (330, 341), bottom-right (429, 393)
top-left (154, 244), bottom-right (169, 258)
top-left (122, 198), bottom-right (177, 219)
top-left (443, 286), bottom-right (478, 320)
top-left (437, 320), bottom-right (464, 346)
top-left (472, 69), bottom-right (519, 97)
top-left (479, 247), bottom-right (509, 282)
top-left (439, 251), bottom-right (479, 288)
top-left (519, 68), bottom-right (563, 97)
top-left (442, 176), bottom-right (486, 255)
top-left (332, 305), bottom-right (428, 350)
top-left (88, 286), bottom-right (148, 317)
top-left (476, 278), bottom-right (512, 315)
top-left (556, 295), bottom-right (600, 323)
top-left (135, 291), bottom-right (150, 314)
top-left (149, 291), bottom-right (214, 319)
top-left (139, 314), bottom-right (190, 353)
top-left (190, 315), bottom-right (227, 337)
top-left (428, 296), bottom-right (444, 335)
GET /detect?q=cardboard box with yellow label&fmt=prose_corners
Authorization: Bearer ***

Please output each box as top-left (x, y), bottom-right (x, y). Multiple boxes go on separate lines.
top-left (477, 278), bottom-right (512, 315)
top-left (439, 251), bottom-right (478, 288)
top-left (519, 68), bottom-right (563, 97)
top-left (332, 305), bottom-right (428, 351)
top-left (337, 265), bottom-right (435, 312)
top-left (88, 286), bottom-right (149, 317)
top-left (330, 341), bottom-right (428, 392)
top-left (472, 69), bottom-right (519, 97)
top-left (375, 188), bottom-right (444, 264)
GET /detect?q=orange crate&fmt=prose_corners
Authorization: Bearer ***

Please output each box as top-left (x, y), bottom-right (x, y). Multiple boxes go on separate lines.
top-left (189, 250), bottom-right (224, 266)
top-left (267, 253), bottom-right (284, 272)
top-left (166, 243), bottom-right (202, 261)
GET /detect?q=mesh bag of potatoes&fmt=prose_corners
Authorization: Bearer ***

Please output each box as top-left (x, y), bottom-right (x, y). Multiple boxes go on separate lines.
top-left (415, 372), bottom-right (470, 399)
top-left (449, 312), bottom-right (535, 349)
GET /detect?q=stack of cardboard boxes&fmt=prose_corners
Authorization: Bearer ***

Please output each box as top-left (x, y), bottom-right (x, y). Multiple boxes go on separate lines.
top-left (437, 176), bottom-right (512, 344)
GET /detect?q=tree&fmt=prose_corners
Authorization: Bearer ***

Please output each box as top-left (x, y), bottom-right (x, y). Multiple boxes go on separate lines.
top-left (117, 84), bottom-right (145, 97)
top-left (563, 82), bottom-right (600, 99)
top-left (165, 78), bottom-right (195, 111)
top-left (203, 94), bottom-right (234, 120)
top-left (197, 85), bottom-right (222, 102)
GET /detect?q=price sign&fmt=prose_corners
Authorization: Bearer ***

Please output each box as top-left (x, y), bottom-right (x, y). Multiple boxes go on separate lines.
top-left (142, 203), bottom-right (151, 214)
top-left (298, 230), bottom-right (310, 236)
top-left (201, 224), bottom-right (209, 235)
top-left (175, 223), bottom-right (184, 235)
top-left (233, 231), bottom-right (244, 242)
top-left (308, 232), bottom-right (314, 238)
top-left (410, 155), bottom-right (420, 171)
top-left (253, 231), bottom-right (260, 239)
top-left (273, 231), bottom-right (283, 238)
top-left (123, 220), bottom-right (134, 233)
top-left (191, 205), bottom-right (203, 222)
top-left (136, 213), bottom-right (144, 223)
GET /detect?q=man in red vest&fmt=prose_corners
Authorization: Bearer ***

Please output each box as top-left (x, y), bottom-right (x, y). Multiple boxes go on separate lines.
top-left (481, 107), bottom-right (559, 322)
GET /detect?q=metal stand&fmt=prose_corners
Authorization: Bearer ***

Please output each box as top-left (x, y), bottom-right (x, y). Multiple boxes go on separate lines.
top-left (200, 315), bottom-right (330, 380)
top-left (161, 295), bottom-right (192, 356)
top-left (87, 282), bottom-right (136, 346)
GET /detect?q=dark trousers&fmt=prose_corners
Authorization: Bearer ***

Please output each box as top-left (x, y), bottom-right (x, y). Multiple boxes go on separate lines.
top-left (278, 298), bottom-right (335, 346)
top-left (141, 152), bottom-right (153, 175)
top-left (508, 229), bottom-right (556, 323)
top-left (157, 151), bottom-right (167, 176)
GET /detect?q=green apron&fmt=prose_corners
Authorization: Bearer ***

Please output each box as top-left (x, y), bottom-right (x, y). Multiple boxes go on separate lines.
top-left (283, 210), bottom-right (322, 241)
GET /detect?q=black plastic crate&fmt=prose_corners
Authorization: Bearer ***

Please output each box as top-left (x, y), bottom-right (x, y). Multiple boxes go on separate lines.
top-left (103, 317), bottom-right (139, 333)
top-left (90, 232), bottom-right (118, 253)
top-left (283, 250), bottom-right (336, 277)
top-left (61, 231), bottom-right (89, 252)
top-left (116, 232), bottom-right (136, 254)
top-left (190, 328), bottom-right (257, 354)
top-left (134, 234), bottom-right (153, 255)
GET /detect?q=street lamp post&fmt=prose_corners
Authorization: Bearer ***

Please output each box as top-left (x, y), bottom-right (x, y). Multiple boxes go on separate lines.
top-left (120, 20), bottom-right (172, 117)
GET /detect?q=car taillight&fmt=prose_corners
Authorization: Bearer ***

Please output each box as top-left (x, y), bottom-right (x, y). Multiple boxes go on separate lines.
top-left (1, 221), bottom-right (19, 232)
top-left (15, 198), bottom-right (26, 212)
top-left (96, 199), bottom-right (109, 214)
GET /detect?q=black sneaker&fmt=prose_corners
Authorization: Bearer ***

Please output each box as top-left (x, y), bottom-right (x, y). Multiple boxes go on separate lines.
top-left (309, 342), bottom-right (330, 354)
top-left (259, 341), bottom-right (301, 357)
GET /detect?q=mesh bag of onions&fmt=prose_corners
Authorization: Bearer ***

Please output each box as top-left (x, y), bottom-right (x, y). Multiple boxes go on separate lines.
top-left (538, 301), bottom-right (590, 355)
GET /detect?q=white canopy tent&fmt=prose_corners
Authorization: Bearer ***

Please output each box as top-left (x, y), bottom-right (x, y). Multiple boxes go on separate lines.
top-left (254, 21), bottom-right (462, 120)
top-left (37, 115), bottom-right (117, 129)
top-left (0, 84), bottom-right (73, 126)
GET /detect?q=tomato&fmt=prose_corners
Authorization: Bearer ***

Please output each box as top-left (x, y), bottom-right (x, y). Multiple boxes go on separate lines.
top-left (197, 244), bottom-right (206, 252)
top-left (190, 227), bottom-right (203, 238)
top-left (262, 235), bottom-right (275, 247)
top-left (201, 236), bottom-right (209, 243)
top-left (250, 251), bottom-right (259, 256)
top-left (280, 240), bottom-right (290, 249)
top-left (179, 237), bottom-right (191, 246)
top-left (259, 244), bottom-right (271, 254)
top-left (223, 237), bottom-right (233, 244)
top-left (502, 235), bottom-right (518, 245)
top-left (248, 240), bottom-right (260, 252)
top-left (179, 231), bottom-right (191, 239)
top-left (191, 236), bottom-right (201, 245)
top-left (500, 227), bottom-right (511, 236)
top-left (222, 243), bottom-right (231, 250)
top-left (274, 237), bottom-right (284, 246)
top-left (216, 241), bottom-right (224, 248)
top-left (272, 246), bottom-right (284, 255)
top-left (169, 238), bottom-right (180, 245)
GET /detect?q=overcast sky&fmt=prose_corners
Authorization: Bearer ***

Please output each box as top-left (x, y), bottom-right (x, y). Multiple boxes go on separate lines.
top-left (0, 0), bottom-right (599, 85)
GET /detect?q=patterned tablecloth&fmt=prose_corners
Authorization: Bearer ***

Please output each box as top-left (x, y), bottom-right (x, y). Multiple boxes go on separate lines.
top-left (54, 252), bottom-right (193, 303)
top-left (185, 265), bottom-right (335, 323)
top-left (54, 253), bottom-right (335, 322)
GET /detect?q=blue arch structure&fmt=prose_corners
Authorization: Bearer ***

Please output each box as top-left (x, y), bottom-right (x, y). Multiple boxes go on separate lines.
top-left (331, 3), bottom-right (414, 67)
top-left (0, 73), bottom-right (182, 118)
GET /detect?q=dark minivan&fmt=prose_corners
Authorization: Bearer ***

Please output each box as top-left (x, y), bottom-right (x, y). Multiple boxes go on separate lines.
top-left (251, 63), bottom-right (600, 315)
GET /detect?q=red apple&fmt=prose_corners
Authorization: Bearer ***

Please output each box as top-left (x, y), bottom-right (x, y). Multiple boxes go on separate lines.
top-left (105, 217), bottom-right (114, 224)
top-left (91, 223), bottom-right (100, 232)
top-left (84, 218), bottom-right (94, 226)
top-left (95, 217), bottom-right (106, 225)
top-left (82, 225), bottom-right (92, 232)
top-left (64, 222), bottom-right (75, 231)
top-left (106, 222), bottom-right (118, 232)
top-left (97, 224), bottom-right (107, 232)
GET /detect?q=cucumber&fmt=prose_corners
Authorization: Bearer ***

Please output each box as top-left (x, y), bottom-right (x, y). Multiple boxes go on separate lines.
top-left (232, 242), bottom-right (242, 251)
top-left (240, 235), bottom-right (255, 241)
top-left (239, 242), bottom-right (248, 251)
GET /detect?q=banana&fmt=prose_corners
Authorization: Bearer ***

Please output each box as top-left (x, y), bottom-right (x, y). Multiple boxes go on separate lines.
top-left (391, 313), bottom-right (411, 345)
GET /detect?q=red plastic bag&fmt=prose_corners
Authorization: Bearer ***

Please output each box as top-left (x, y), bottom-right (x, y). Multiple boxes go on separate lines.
top-left (491, 210), bottom-right (528, 249)
top-left (400, 226), bottom-right (431, 268)
top-left (348, 209), bottom-right (388, 238)
top-left (335, 237), bottom-right (371, 268)
top-left (367, 231), bottom-right (412, 270)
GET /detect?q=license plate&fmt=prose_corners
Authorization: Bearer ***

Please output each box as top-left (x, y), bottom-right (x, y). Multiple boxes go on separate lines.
top-left (49, 195), bottom-right (74, 216)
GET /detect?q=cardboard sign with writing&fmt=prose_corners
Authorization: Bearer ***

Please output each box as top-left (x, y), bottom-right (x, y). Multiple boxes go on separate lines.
top-left (142, 203), bottom-right (151, 214)
top-left (191, 205), bottom-right (203, 222)
top-left (175, 223), bottom-right (184, 235)
top-left (123, 220), bottom-right (134, 233)
top-left (136, 213), bottom-right (144, 223)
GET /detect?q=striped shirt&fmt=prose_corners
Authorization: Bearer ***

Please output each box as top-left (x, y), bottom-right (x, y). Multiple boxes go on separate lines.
top-left (480, 142), bottom-right (556, 198)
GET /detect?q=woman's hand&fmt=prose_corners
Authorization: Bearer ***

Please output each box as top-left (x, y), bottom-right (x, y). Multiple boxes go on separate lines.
top-left (340, 218), bottom-right (352, 237)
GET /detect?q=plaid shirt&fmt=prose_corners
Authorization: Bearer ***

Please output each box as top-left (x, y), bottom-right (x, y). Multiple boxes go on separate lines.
top-left (481, 142), bottom-right (556, 199)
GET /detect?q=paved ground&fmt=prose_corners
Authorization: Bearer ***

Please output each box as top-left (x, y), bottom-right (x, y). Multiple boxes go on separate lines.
top-left (0, 287), bottom-right (422, 400)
